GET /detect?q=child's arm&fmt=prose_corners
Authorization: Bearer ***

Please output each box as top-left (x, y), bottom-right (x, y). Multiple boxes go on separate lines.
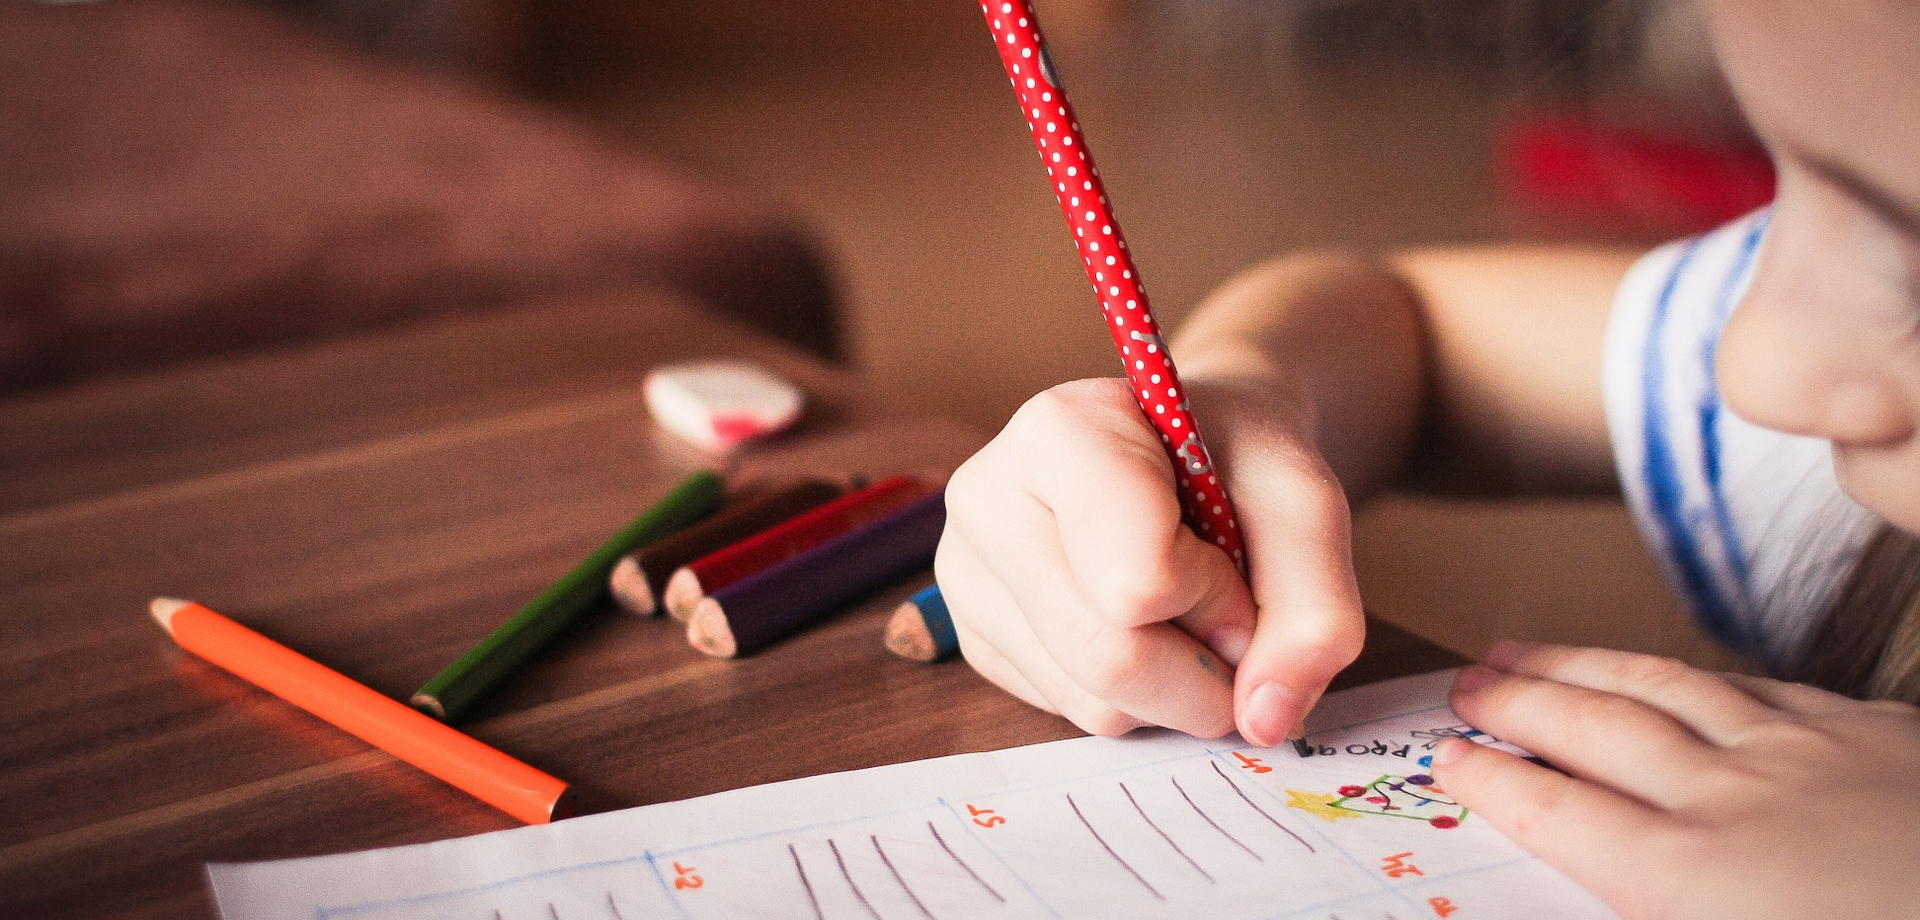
top-left (937, 245), bottom-right (1637, 744)
top-left (1176, 245), bottom-right (1637, 500)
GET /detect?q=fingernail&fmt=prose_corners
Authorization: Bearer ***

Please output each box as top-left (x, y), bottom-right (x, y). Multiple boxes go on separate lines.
top-left (1206, 625), bottom-right (1252, 667)
top-left (1242, 681), bottom-right (1307, 748)
top-left (1454, 664), bottom-right (1499, 694)
top-left (1483, 640), bottom-right (1534, 670)
top-left (1430, 737), bottom-right (1472, 766)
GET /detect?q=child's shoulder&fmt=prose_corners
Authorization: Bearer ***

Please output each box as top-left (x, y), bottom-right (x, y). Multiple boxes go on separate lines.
top-left (1610, 211), bottom-right (1773, 356)
top-left (1602, 210), bottom-right (1878, 667)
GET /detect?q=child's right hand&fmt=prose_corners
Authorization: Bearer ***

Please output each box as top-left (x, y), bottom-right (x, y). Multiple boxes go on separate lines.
top-left (935, 376), bottom-right (1367, 745)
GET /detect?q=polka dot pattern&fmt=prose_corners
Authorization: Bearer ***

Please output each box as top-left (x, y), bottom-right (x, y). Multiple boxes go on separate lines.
top-left (980, 2), bottom-right (1245, 569)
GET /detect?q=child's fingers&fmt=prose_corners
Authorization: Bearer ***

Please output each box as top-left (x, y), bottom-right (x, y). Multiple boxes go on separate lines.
top-left (1485, 642), bottom-right (1776, 746)
top-left (1715, 671), bottom-right (1862, 718)
top-left (1224, 446), bottom-right (1367, 747)
top-left (944, 378), bottom-right (1275, 738)
top-left (1021, 380), bottom-right (1252, 638)
top-left (998, 382), bottom-right (1267, 668)
top-left (996, 501), bottom-right (1239, 737)
top-left (941, 502), bottom-right (1234, 737)
top-left (1041, 424), bottom-right (1261, 667)
top-left (938, 538), bottom-right (1148, 734)
top-left (1448, 666), bottom-right (1728, 810)
top-left (1431, 739), bottom-right (1678, 918)
top-left (956, 616), bottom-right (1149, 737)
top-left (935, 546), bottom-right (1053, 715)
top-left (950, 616), bottom-right (1058, 717)
top-left (1167, 539), bottom-right (1260, 667)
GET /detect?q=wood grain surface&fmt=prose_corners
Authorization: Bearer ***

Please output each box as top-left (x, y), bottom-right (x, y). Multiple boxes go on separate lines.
top-left (0, 291), bottom-right (1459, 919)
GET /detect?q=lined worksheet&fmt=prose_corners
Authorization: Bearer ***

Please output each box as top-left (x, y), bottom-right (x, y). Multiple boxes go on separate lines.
top-left (208, 670), bottom-right (1617, 920)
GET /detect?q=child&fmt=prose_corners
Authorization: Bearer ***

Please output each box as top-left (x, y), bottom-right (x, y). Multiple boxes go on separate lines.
top-left (934, 1), bottom-right (1920, 917)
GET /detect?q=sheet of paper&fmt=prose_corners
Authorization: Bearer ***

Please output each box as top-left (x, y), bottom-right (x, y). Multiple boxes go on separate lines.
top-left (207, 669), bottom-right (1616, 920)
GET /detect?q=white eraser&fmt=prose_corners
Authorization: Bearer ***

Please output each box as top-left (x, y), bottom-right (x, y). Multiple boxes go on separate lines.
top-left (643, 360), bottom-right (805, 449)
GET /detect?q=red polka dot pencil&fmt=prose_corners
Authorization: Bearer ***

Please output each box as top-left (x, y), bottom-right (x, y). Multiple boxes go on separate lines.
top-left (976, 2), bottom-right (1244, 569)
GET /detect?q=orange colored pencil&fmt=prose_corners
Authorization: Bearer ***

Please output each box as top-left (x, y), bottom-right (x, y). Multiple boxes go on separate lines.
top-left (150, 597), bottom-right (570, 825)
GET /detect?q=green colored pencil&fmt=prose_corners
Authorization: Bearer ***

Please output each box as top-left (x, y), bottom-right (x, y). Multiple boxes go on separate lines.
top-left (412, 469), bottom-right (725, 721)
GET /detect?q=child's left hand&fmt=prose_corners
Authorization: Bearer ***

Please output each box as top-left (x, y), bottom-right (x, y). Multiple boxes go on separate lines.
top-left (1435, 641), bottom-right (1920, 920)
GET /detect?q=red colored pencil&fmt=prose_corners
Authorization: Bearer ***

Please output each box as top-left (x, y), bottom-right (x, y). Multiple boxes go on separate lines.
top-left (687, 491), bottom-right (947, 658)
top-left (661, 474), bottom-right (931, 621)
top-left (978, 3), bottom-right (1244, 568)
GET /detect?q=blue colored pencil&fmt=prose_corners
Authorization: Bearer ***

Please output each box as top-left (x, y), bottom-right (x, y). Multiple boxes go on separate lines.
top-left (884, 584), bottom-right (959, 662)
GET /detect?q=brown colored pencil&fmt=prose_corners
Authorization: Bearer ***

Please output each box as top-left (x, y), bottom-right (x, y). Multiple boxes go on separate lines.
top-left (608, 478), bottom-right (842, 616)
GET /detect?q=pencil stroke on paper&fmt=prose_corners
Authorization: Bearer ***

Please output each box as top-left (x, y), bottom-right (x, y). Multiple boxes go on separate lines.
top-left (871, 835), bottom-right (937, 920)
top-left (925, 821), bottom-right (1005, 903)
top-left (1120, 782), bottom-right (1214, 884)
top-left (1170, 775), bottom-right (1260, 861)
top-left (1066, 792), bottom-right (1164, 901)
top-left (204, 669), bottom-right (1622, 920)
top-left (829, 837), bottom-right (882, 920)
top-left (791, 843), bottom-right (825, 920)
top-left (1209, 760), bottom-right (1315, 852)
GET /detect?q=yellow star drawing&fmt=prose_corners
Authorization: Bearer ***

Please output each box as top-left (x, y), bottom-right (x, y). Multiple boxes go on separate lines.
top-left (1286, 790), bottom-right (1361, 823)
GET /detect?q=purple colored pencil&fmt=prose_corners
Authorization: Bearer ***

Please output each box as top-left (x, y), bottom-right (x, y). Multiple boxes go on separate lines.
top-left (687, 491), bottom-right (946, 658)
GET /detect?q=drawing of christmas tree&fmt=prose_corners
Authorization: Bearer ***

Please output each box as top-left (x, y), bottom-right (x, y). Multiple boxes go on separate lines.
top-left (1287, 773), bottom-right (1467, 829)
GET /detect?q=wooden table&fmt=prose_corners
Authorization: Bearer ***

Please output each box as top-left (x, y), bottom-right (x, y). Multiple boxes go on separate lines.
top-left (0, 291), bottom-right (1461, 919)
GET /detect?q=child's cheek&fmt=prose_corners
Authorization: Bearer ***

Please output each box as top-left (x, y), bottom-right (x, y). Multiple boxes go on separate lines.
top-left (1832, 444), bottom-right (1920, 534)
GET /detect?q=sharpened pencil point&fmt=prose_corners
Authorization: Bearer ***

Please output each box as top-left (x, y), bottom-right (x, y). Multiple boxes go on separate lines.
top-left (884, 603), bottom-right (937, 662)
top-left (607, 555), bottom-right (656, 617)
top-left (149, 597), bottom-right (190, 634)
top-left (686, 598), bottom-right (738, 659)
top-left (662, 568), bottom-right (705, 622)
top-left (410, 693), bottom-right (448, 721)
top-left (549, 788), bottom-right (580, 821)
top-left (1291, 737), bottom-right (1312, 758)
top-left (885, 586), bottom-right (957, 663)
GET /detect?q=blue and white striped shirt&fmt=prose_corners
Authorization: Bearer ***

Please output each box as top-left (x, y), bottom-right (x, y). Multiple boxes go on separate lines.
top-left (1604, 211), bottom-right (1878, 668)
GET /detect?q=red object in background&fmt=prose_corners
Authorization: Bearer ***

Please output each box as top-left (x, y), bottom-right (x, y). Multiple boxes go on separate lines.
top-left (1498, 111), bottom-right (1776, 234)
top-left (979, 2), bottom-right (1246, 569)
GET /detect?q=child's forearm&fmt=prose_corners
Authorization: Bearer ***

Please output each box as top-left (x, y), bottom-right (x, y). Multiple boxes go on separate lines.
top-left (1174, 251), bottom-right (1427, 501)
top-left (1174, 246), bottom-right (1636, 501)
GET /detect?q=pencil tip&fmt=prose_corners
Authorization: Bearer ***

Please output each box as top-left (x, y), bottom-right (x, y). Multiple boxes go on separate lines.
top-left (884, 602), bottom-right (935, 662)
top-left (608, 556), bottom-right (655, 616)
top-left (1291, 737), bottom-right (1312, 758)
top-left (149, 597), bottom-right (189, 633)
top-left (548, 788), bottom-right (579, 822)
top-left (662, 568), bottom-right (702, 622)
top-left (410, 693), bottom-right (448, 721)
top-left (686, 599), bottom-right (737, 658)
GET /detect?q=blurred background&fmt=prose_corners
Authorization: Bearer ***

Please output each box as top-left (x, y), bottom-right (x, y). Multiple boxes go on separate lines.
top-left (1, 0), bottom-right (1770, 669)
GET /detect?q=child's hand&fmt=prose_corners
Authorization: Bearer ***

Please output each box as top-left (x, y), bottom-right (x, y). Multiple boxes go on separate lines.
top-left (935, 376), bottom-right (1365, 745)
top-left (1436, 641), bottom-right (1920, 920)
